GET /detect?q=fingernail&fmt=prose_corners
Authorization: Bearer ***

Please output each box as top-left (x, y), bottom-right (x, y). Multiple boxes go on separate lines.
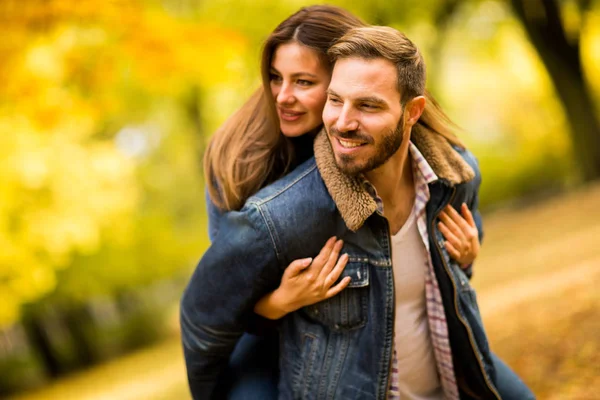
top-left (304, 258), bottom-right (312, 266)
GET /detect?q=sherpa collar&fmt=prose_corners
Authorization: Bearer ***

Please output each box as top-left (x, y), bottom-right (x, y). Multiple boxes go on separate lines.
top-left (313, 127), bottom-right (475, 231)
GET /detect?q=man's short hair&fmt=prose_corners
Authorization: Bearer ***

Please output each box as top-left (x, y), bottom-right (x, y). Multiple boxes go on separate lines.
top-left (328, 26), bottom-right (426, 105)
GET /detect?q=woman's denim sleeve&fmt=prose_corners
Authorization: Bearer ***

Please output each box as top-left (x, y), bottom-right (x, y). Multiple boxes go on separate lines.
top-left (180, 202), bottom-right (281, 400)
top-left (205, 189), bottom-right (224, 242)
top-left (205, 188), bottom-right (280, 336)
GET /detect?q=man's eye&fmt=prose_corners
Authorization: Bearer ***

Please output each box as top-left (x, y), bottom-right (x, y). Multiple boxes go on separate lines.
top-left (361, 103), bottom-right (378, 110)
top-left (328, 97), bottom-right (341, 104)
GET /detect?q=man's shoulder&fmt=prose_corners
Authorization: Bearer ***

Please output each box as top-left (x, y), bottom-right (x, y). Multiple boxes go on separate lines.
top-left (452, 146), bottom-right (481, 178)
top-left (448, 146), bottom-right (482, 207)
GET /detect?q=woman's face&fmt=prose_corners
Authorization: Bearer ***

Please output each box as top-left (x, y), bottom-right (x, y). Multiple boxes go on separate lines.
top-left (269, 43), bottom-right (331, 137)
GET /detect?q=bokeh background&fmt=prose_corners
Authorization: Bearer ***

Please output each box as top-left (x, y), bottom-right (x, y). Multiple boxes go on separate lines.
top-left (1, 0), bottom-right (599, 399)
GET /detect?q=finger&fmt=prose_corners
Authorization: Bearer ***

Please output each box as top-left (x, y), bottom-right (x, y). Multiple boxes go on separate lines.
top-left (461, 203), bottom-right (477, 228)
top-left (311, 236), bottom-right (337, 268)
top-left (325, 253), bottom-right (349, 288)
top-left (438, 221), bottom-right (462, 251)
top-left (325, 276), bottom-right (351, 298)
top-left (318, 239), bottom-right (344, 281)
top-left (285, 257), bottom-right (313, 277)
top-left (439, 210), bottom-right (464, 239)
top-left (459, 262), bottom-right (471, 270)
top-left (444, 241), bottom-right (462, 262)
top-left (445, 205), bottom-right (471, 233)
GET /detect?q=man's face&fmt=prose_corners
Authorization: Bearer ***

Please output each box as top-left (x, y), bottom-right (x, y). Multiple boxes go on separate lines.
top-left (322, 57), bottom-right (404, 176)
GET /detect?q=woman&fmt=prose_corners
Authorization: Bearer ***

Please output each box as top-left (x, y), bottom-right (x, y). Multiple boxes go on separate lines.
top-left (203, 5), bottom-right (481, 398)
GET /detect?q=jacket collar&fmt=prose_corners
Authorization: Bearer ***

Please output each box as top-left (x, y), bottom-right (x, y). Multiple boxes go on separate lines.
top-left (313, 126), bottom-right (475, 231)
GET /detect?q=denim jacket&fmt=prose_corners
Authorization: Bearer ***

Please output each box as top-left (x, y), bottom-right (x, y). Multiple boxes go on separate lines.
top-left (181, 129), bottom-right (503, 399)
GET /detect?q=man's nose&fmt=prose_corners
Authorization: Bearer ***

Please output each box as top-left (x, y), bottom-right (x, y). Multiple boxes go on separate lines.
top-left (336, 106), bottom-right (359, 132)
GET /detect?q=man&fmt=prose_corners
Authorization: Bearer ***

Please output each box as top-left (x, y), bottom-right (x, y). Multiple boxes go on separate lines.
top-left (181, 26), bottom-right (534, 399)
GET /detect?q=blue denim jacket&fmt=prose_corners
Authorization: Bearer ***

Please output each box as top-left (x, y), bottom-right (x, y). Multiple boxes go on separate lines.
top-left (181, 131), bottom-right (522, 399)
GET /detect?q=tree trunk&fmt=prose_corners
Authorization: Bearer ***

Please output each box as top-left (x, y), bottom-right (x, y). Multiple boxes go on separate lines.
top-left (511, 0), bottom-right (600, 181)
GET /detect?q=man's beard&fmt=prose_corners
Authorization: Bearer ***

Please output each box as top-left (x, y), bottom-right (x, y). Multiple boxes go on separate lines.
top-left (330, 116), bottom-right (405, 176)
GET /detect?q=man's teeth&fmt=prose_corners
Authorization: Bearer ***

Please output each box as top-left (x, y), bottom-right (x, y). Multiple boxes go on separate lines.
top-left (339, 139), bottom-right (364, 148)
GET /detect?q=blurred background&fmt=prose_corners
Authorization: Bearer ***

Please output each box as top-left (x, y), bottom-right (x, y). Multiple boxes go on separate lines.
top-left (1, 0), bottom-right (599, 399)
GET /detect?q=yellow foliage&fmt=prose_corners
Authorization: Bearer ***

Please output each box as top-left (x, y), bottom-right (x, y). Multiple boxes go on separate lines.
top-left (0, 0), bottom-right (248, 326)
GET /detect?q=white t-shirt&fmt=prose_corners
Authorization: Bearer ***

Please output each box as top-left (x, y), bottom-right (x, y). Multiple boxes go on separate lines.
top-left (390, 205), bottom-right (443, 399)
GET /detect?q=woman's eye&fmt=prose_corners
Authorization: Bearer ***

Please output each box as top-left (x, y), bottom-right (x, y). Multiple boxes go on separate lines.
top-left (297, 79), bottom-right (314, 86)
top-left (270, 74), bottom-right (282, 83)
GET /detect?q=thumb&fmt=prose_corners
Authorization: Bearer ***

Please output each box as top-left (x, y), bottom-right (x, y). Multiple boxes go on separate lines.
top-left (286, 258), bottom-right (312, 277)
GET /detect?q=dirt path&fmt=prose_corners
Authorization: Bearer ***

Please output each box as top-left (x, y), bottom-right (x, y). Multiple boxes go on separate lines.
top-left (10, 339), bottom-right (189, 400)
top-left (478, 255), bottom-right (600, 317)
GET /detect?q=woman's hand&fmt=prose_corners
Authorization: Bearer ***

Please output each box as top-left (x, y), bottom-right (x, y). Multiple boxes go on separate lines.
top-left (437, 203), bottom-right (480, 268)
top-left (254, 236), bottom-right (350, 320)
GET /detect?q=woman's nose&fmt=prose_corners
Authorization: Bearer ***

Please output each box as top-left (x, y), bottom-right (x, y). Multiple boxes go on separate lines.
top-left (277, 82), bottom-right (295, 105)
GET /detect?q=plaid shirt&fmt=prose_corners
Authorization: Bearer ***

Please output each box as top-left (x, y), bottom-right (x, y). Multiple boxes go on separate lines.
top-left (361, 143), bottom-right (459, 400)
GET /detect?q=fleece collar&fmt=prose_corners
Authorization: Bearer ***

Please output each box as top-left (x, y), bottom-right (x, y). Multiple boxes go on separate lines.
top-left (313, 126), bottom-right (475, 231)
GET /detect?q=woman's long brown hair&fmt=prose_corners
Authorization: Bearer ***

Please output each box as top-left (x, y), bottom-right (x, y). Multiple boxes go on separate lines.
top-left (204, 5), bottom-right (366, 211)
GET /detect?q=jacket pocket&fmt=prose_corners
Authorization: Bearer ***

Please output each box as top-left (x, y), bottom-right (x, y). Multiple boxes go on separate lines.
top-left (303, 262), bottom-right (369, 331)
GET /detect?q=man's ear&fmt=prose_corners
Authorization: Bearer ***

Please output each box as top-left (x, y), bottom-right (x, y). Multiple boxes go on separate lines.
top-left (405, 95), bottom-right (426, 127)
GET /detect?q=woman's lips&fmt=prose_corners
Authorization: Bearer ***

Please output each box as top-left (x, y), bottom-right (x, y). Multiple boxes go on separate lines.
top-left (279, 108), bottom-right (305, 122)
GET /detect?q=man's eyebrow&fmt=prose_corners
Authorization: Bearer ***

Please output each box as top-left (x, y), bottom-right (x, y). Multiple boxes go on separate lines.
top-left (326, 90), bottom-right (387, 106)
top-left (356, 96), bottom-right (387, 106)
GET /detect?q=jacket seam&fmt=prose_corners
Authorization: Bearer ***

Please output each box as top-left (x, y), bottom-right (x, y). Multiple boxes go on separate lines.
top-left (248, 162), bottom-right (318, 206)
top-left (254, 203), bottom-right (283, 265)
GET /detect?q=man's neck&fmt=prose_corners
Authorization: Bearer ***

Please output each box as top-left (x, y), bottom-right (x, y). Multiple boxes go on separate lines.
top-left (365, 142), bottom-right (416, 234)
top-left (365, 143), bottom-right (413, 206)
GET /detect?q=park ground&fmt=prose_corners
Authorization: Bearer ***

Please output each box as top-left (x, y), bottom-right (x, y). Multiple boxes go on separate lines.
top-left (10, 183), bottom-right (600, 400)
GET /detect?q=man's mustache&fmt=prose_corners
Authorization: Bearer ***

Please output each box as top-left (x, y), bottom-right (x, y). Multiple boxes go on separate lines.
top-left (328, 128), bottom-right (374, 144)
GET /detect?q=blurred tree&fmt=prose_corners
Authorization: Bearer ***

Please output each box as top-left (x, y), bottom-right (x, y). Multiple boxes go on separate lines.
top-left (335, 0), bottom-right (462, 93)
top-left (0, 0), bottom-right (246, 327)
top-left (1, 0), bottom-right (598, 336)
top-left (509, 0), bottom-right (600, 181)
